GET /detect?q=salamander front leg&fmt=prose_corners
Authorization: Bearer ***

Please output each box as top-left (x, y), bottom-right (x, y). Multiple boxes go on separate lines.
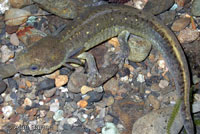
top-left (77, 52), bottom-right (101, 85)
top-left (114, 30), bottom-right (130, 68)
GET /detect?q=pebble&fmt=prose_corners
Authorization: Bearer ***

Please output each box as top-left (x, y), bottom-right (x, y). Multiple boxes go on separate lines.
top-left (171, 17), bottom-right (190, 32)
top-left (0, 45), bottom-right (14, 63)
top-left (136, 74), bottom-right (145, 83)
top-left (132, 107), bottom-right (182, 134)
top-left (0, 96), bottom-right (4, 104)
top-left (36, 78), bottom-right (55, 95)
top-left (59, 86), bottom-right (68, 92)
top-left (50, 101), bottom-right (59, 112)
top-left (67, 69), bottom-right (87, 93)
top-left (106, 96), bottom-right (115, 106)
top-left (4, 8), bottom-right (31, 26)
top-left (77, 100), bottom-right (88, 108)
top-left (178, 27), bottom-right (199, 43)
top-left (53, 110), bottom-right (64, 121)
top-left (39, 110), bottom-right (46, 118)
top-left (10, 33), bottom-right (19, 46)
top-left (157, 60), bottom-right (166, 69)
top-left (81, 85), bottom-right (94, 94)
top-left (23, 97), bottom-right (32, 106)
top-left (0, 81), bottom-right (7, 94)
top-left (87, 91), bottom-right (104, 103)
top-left (94, 86), bottom-right (104, 93)
top-left (158, 80), bottom-right (169, 89)
top-left (103, 78), bottom-right (119, 95)
top-left (127, 35), bottom-right (152, 62)
top-left (2, 105), bottom-right (13, 118)
top-left (7, 78), bottom-right (18, 89)
top-left (16, 106), bottom-right (25, 114)
top-left (27, 108), bottom-right (38, 116)
top-left (143, 0), bottom-right (174, 15)
top-left (151, 84), bottom-right (161, 91)
top-left (147, 95), bottom-right (160, 110)
top-left (102, 122), bottom-right (119, 134)
top-left (55, 75), bottom-right (68, 87)
top-left (192, 75), bottom-right (200, 84)
top-left (9, 0), bottom-right (33, 8)
top-left (191, 0), bottom-right (200, 16)
top-left (44, 87), bottom-right (57, 98)
top-left (5, 25), bottom-right (19, 34)
top-left (67, 117), bottom-right (78, 125)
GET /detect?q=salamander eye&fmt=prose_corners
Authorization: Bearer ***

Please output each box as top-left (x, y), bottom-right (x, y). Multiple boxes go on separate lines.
top-left (30, 65), bottom-right (38, 71)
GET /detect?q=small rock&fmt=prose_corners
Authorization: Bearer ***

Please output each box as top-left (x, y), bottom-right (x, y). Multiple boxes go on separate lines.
top-left (55, 75), bottom-right (68, 87)
top-left (0, 81), bottom-right (7, 94)
top-left (25, 80), bottom-right (32, 88)
top-left (94, 86), bottom-right (104, 93)
top-left (147, 95), bottom-right (160, 110)
top-left (192, 75), bottom-right (200, 84)
top-left (16, 106), bottom-right (25, 114)
top-left (106, 96), bottom-right (115, 106)
top-left (67, 117), bottom-right (78, 125)
top-left (27, 108), bottom-right (38, 116)
top-left (46, 70), bottom-right (60, 79)
top-left (10, 33), bottom-right (20, 46)
top-left (137, 74), bottom-right (145, 83)
top-left (157, 60), bottom-right (166, 69)
top-left (36, 78), bottom-right (55, 95)
top-left (6, 25), bottom-right (19, 34)
top-left (23, 97), bottom-right (32, 106)
top-left (67, 68), bottom-right (87, 93)
top-left (87, 91), bottom-right (104, 103)
top-left (132, 107), bottom-right (183, 134)
top-left (102, 122), bottom-right (119, 134)
top-left (191, 0), bottom-right (200, 16)
top-left (39, 110), bottom-right (46, 118)
top-left (178, 27), bottom-right (199, 43)
top-left (5, 8), bottom-right (31, 26)
top-left (77, 100), bottom-right (88, 108)
top-left (53, 110), bottom-right (64, 121)
top-left (171, 17), bottom-right (190, 32)
top-left (103, 78), bottom-right (119, 95)
top-left (2, 105), bottom-right (13, 118)
top-left (44, 88), bottom-right (57, 98)
top-left (151, 84), bottom-right (161, 92)
top-left (128, 35), bottom-right (151, 62)
top-left (81, 85), bottom-right (93, 94)
top-left (9, 0), bottom-right (33, 8)
top-left (50, 101), bottom-right (59, 112)
top-left (104, 115), bottom-right (114, 122)
top-left (159, 80), bottom-right (169, 89)
top-left (0, 45), bottom-right (14, 63)
top-left (8, 78), bottom-right (18, 89)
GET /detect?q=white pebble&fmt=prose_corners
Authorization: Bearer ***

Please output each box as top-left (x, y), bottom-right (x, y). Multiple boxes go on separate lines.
top-left (159, 80), bottom-right (169, 89)
top-left (50, 101), bottom-right (59, 112)
top-left (67, 117), bottom-right (78, 125)
top-left (137, 74), bottom-right (145, 83)
top-left (0, 45), bottom-right (14, 63)
top-left (2, 105), bottom-right (13, 118)
top-left (102, 122), bottom-right (119, 134)
top-left (157, 60), bottom-right (166, 69)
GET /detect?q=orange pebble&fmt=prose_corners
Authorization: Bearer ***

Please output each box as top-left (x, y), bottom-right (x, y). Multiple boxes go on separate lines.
top-left (77, 100), bottom-right (88, 108)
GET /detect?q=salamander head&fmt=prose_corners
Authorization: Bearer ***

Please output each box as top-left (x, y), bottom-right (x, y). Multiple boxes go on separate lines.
top-left (14, 36), bottom-right (66, 76)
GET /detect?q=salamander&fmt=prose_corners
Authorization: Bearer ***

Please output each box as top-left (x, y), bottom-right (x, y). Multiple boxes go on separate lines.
top-left (0, 4), bottom-right (194, 133)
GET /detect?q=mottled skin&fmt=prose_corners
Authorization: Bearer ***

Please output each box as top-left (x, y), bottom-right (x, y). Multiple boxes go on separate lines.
top-left (1, 4), bottom-right (193, 133)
